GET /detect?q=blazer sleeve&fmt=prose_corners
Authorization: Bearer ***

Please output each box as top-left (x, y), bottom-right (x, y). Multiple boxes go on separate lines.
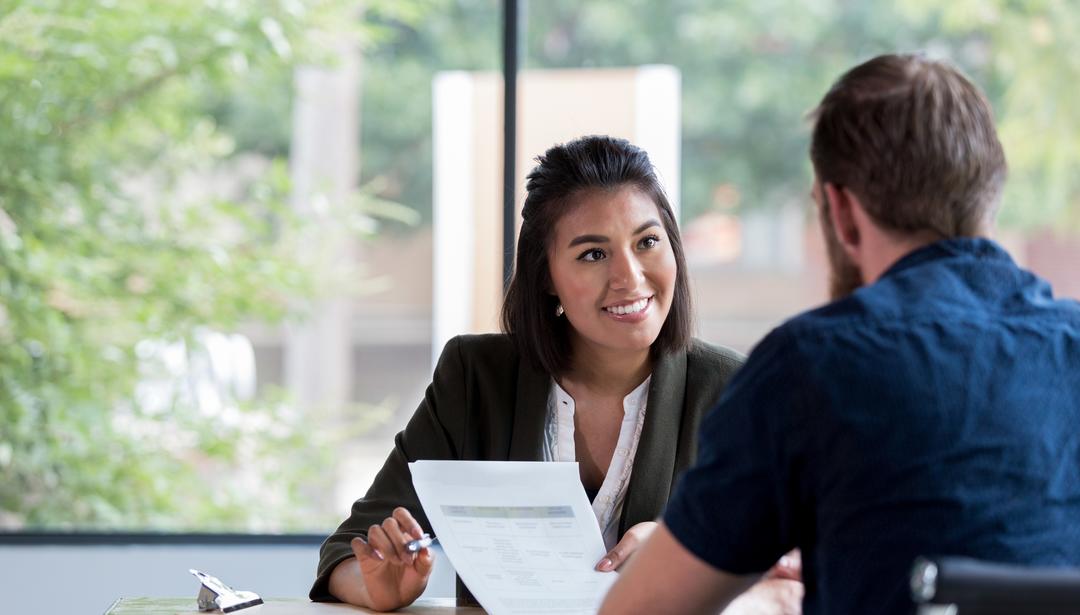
top-left (309, 336), bottom-right (468, 601)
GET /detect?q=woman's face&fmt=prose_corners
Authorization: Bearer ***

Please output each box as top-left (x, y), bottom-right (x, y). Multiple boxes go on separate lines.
top-left (547, 186), bottom-right (678, 359)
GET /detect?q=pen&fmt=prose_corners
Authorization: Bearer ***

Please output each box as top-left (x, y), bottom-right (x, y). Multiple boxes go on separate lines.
top-left (404, 533), bottom-right (437, 553)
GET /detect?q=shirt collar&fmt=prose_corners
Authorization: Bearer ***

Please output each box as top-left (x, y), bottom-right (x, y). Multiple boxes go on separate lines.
top-left (879, 237), bottom-right (1014, 281)
top-left (551, 375), bottom-right (651, 416)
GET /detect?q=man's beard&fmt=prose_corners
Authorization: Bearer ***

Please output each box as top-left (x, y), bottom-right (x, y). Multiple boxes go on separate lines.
top-left (819, 201), bottom-right (864, 300)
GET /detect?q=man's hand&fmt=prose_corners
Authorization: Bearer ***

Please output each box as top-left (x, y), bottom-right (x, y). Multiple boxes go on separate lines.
top-left (598, 523), bottom-right (758, 614)
top-left (721, 550), bottom-right (803, 615)
top-left (721, 578), bottom-right (803, 615)
top-left (329, 507), bottom-right (434, 611)
top-left (766, 550), bottom-right (801, 582)
top-left (595, 521), bottom-right (657, 571)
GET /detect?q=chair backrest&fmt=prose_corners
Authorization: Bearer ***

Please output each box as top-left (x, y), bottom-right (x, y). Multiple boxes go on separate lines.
top-left (911, 556), bottom-right (1080, 615)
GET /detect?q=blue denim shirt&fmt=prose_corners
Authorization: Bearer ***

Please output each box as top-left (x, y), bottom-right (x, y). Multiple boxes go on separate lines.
top-left (665, 238), bottom-right (1080, 614)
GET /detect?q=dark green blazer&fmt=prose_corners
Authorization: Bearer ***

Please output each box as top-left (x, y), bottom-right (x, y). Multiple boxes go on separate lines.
top-left (310, 333), bottom-right (744, 602)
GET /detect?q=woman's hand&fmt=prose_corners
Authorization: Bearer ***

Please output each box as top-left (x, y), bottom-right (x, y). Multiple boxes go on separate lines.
top-left (595, 521), bottom-right (658, 571)
top-left (329, 507), bottom-right (435, 611)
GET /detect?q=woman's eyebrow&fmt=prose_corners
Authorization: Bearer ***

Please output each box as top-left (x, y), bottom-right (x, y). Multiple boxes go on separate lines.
top-left (634, 219), bottom-right (661, 234)
top-left (567, 219), bottom-right (662, 248)
top-left (568, 234), bottom-right (608, 247)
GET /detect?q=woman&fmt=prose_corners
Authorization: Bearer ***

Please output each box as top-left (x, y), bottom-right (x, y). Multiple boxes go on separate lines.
top-left (311, 135), bottom-right (746, 610)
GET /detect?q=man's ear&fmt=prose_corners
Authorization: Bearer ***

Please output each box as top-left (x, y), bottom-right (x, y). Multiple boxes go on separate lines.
top-left (823, 183), bottom-right (861, 255)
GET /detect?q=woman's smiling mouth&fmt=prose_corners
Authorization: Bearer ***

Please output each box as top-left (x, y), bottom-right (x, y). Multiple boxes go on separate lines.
top-left (603, 296), bottom-right (653, 320)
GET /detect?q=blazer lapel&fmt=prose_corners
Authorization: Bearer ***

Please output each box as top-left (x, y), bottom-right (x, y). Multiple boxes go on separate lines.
top-left (508, 357), bottom-right (548, 461)
top-left (619, 349), bottom-right (688, 534)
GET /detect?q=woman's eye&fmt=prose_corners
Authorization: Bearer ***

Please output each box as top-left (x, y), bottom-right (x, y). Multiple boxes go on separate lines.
top-left (578, 248), bottom-right (606, 262)
top-left (639, 235), bottom-right (661, 249)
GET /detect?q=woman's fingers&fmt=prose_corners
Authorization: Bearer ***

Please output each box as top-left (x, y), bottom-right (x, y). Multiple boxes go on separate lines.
top-left (595, 521), bottom-right (658, 571)
top-left (381, 517), bottom-right (414, 565)
top-left (392, 506), bottom-right (425, 540)
top-left (413, 543), bottom-right (436, 576)
top-left (362, 509), bottom-right (431, 569)
top-left (596, 547), bottom-right (621, 572)
top-left (350, 535), bottom-right (383, 563)
top-left (366, 524), bottom-right (400, 565)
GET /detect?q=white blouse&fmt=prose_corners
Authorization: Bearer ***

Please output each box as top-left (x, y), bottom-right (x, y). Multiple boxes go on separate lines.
top-left (541, 376), bottom-right (650, 550)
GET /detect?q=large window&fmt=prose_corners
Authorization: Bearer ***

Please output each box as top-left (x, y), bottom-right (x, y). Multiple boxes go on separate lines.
top-left (4, 0), bottom-right (1077, 534)
top-left (522, 0), bottom-right (1080, 350)
top-left (1, 0), bottom-right (501, 533)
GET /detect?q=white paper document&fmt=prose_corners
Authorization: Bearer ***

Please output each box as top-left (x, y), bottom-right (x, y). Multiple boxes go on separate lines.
top-left (410, 460), bottom-right (617, 615)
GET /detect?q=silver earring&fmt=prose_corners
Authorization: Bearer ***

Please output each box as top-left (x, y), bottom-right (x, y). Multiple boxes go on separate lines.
top-left (555, 303), bottom-right (564, 317)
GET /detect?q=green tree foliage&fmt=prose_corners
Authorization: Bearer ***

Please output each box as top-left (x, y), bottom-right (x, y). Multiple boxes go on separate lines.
top-left (312, 0), bottom-right (500, 229)
top-left (899, 0), bottom-right (1080, 229)
top-left (529, 0), bottom-right (1080, 228)
top-left (354, 0), bottom-right (1080, 230)
top-left (0, 0), bottom-right (373, 531)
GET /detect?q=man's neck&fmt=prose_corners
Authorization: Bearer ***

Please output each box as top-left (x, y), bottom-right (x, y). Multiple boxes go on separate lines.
top-left (860, 229), bottom-right (946, 285)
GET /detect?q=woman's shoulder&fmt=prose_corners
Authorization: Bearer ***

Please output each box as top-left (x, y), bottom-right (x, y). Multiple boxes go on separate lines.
top-left (675, 339), bottom-right (746, 412)
top-left (438, 333), bottom-right (521, 372)
top-left (685, 337), bottom-right (746, 377)
top-left (445, 332), bottom-right (515, 353)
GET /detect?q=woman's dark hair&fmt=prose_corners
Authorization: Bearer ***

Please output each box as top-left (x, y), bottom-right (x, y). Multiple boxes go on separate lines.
top-left (500, 135), bottom-right (693, 376)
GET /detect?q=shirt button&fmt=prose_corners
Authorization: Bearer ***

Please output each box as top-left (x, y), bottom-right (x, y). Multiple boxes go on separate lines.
top-left (616, 447), bottom-right (628, 456)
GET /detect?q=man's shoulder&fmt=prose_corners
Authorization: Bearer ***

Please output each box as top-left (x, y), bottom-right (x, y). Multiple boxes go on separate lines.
top-left (749, 300), bottom-right (857, 352)
top-left (774, 284), bottom-right (917, 343)
top-left (781, 270), bottom-right (1080, 341)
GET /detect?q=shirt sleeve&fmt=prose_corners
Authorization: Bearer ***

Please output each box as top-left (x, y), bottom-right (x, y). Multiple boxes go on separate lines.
top-left (309, 335), bottom-right (468, 601)
top-left (663, 327), bottom-right (805, 575)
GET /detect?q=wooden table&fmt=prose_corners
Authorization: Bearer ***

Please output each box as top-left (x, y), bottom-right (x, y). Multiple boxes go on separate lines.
top-left (105, 598), bottom-right (486, 614)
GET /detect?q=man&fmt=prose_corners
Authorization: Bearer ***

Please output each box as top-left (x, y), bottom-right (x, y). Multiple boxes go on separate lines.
top-left (599, 53), bottom-right (1080, 614)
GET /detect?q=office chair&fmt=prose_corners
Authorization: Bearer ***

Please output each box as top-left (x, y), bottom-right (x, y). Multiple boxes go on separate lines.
top-left (911, 556), bottom-right (1080, 615)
